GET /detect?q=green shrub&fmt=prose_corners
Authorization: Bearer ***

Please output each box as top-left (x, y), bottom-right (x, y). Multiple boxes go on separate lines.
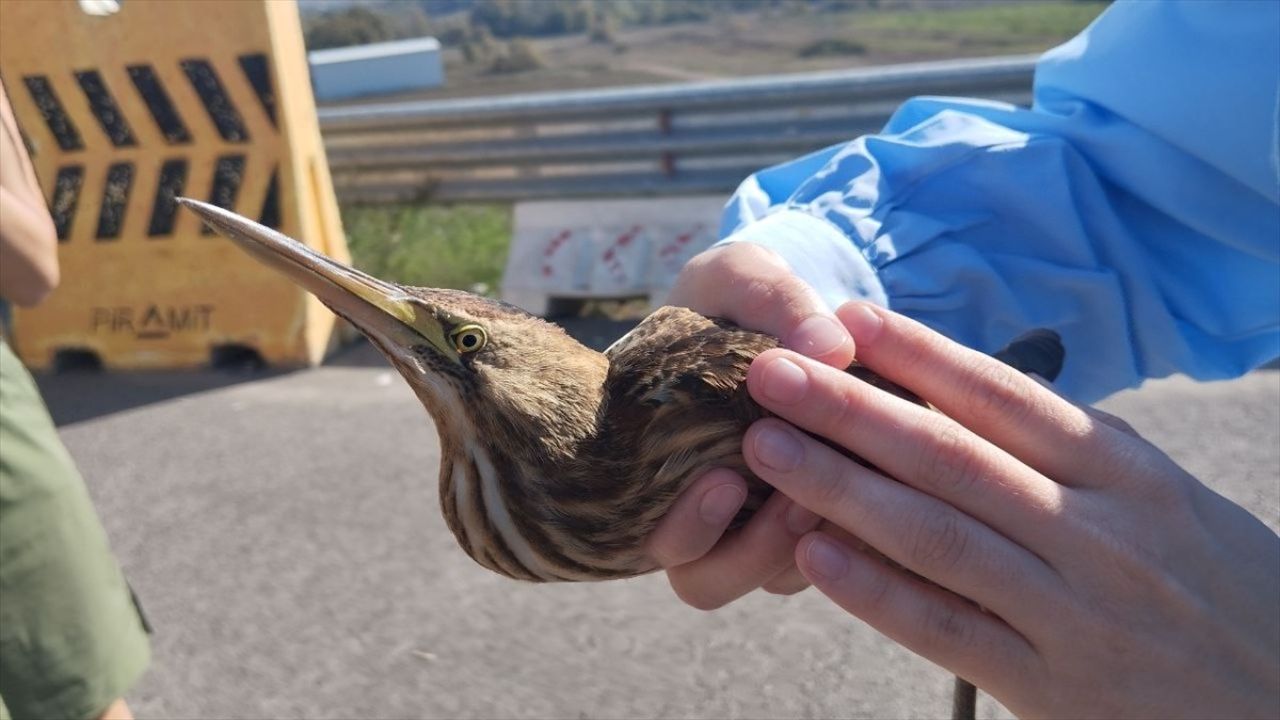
top-left (304, 6), bottom-right (432, 51)
top-left (460, 25), bottom-right (498, 65)
top-left (798, 38), bottom-right (868, 58)
top-left (589, 14), bottom-right (619, 44)
top-left (341, 203), bottom-right (512, 293)
top-left (488, 39), bottom-right (547, 74)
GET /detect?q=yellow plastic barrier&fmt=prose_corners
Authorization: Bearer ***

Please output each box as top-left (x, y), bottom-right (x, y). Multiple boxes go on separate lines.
top-left (0, 0), bottom-right (349, 370)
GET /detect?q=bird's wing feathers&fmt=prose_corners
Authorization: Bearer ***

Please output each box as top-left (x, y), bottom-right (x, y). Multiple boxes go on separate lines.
top-left (604, 306), bottom-right (777, 410)
top-left (594, 306), bottom-right (778, 535)
top-left (607, 305), bottom-right (922, 405)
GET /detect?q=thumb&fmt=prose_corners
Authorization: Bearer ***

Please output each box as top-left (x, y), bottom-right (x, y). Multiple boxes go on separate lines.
top-left (669, 243), bottom-right (855, 368)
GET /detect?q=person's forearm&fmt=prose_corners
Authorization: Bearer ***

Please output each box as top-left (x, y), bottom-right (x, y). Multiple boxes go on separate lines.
top-left (0, 184), bottom-right (59, 306)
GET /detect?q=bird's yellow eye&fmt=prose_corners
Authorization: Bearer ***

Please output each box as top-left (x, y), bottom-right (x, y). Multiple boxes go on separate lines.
top-left (452, 324), bottom-right (487, 353)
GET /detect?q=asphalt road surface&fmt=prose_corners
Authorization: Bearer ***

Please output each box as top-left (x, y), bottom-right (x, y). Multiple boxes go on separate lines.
top-left (38, 324), bottom-right (1279, 720)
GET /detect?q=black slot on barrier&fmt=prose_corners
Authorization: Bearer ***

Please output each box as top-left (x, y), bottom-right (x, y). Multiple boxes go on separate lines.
top-left (22, 75), bottom-right (84, 151)
top-left (15, 123), bottom-right (36, 159)
top-left (51, 165), bottom-right (84, 241)
top-left (259, 167), bottom-right (280, 229)
top-left (96, 162), bottom-right (135, 240)
top-left (202, 154), bottom-right (246, 235)
top-left (237, 54), bottom-right (277, 128)
top-left (180, 59), bottom-right (249, 143)
top-left (148, 159), bottom-right (188, 237)
top-left (74, 69), bottom-right (136, 147)
top-left (127, 64), bottom-right (192, 144)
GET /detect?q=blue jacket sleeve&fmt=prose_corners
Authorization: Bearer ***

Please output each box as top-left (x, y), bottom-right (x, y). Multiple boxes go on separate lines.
top-left (715, 0), bottom-right (1280, 403)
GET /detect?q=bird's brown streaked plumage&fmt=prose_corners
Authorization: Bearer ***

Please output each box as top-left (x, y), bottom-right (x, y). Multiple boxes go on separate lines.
top-left (408, 303), bottom-right (784, 581)
top-left (179, 199), bottom-right (1064, 720)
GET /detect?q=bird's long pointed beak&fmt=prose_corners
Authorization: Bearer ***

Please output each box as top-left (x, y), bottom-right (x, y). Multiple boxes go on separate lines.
top-left (176, 198), bottom-right (458, 362)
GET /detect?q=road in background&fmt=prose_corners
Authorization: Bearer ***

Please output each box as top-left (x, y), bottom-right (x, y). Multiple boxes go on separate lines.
top-left (40, 326), bottom-right (1279, 720)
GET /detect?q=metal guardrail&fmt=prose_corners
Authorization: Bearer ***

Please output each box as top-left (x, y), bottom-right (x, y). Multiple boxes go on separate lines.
top-left (319, 54), bottom-right (1038, 204)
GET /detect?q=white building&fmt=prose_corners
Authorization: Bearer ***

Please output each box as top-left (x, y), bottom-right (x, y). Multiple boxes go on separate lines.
top-left (308, 36), bottom-right (444, 102)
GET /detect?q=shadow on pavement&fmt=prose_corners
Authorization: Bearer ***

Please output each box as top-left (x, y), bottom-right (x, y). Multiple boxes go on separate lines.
top-left (35, 366), bottom-right (293, 427)
top-left (37, 315), bottom-right (642, 426)
top-left (322, 339), bottom-right (391, 368)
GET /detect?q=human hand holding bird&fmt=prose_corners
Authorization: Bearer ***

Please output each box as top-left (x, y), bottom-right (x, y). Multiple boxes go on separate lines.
top-left (649, 243), bottom-right (1279, 720)
top-left (733, 302), bottom-right (1279, 719)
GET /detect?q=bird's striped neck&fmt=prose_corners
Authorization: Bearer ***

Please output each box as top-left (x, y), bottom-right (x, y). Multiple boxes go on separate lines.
top-left (444, 442), bottom-right (548, 580)
top-left (439, 441), bottom-right (637, 582)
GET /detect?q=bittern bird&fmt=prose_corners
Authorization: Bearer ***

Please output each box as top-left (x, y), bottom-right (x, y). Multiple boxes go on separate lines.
top-left (178, 198), bottom-right (1063, 718)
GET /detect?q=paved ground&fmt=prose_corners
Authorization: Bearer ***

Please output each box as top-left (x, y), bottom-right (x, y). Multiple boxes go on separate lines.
top-left (38, 325), bottom-right (1279, 720)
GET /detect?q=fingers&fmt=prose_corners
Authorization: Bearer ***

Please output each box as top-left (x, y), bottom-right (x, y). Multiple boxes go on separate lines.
top-left (761, 564), bottom-right (810, 595)
top-left (834, 302), bottom-right (1134, 487)
top-left (646, 468), bottom-right (747, 568)
top-left (667, 244), bottom-right (855, 368)
top-left (1083, 406), bottom-right (1140, 437)
top-left (1029, 373), bottom-right (1141, 438)
top-left (743, 418), bottom-right (1063, 626)
top-left (794, 531), bottom-right (1037, 697)
top-left (664, 489), bottom-right (823, 610)
top-left (746, 349), bottom-right (1068, 549)
top-left (760, 520), bottom-right (859, 596)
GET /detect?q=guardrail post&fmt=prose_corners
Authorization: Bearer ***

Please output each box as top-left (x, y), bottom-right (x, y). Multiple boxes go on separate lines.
top-left (516, 120), bottom-right (539, 180)
top-left (657, 107), bottom-right (675, 177)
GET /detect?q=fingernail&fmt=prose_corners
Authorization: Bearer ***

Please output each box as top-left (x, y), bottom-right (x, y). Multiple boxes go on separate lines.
top-left (787, 314), bottom-right (850, 358)
top-left (760, 357), bottom-right (809, 404)
top-left (785, 501), bottom-right (821, 535)
top-left (805, 536), bottom-right (849, 580)
top-left (842, 303), bottom-right (883, 345)
top-left (754, 426), bottom-right (802, 472)
top-left (699, 484), bottom-right (745, 524)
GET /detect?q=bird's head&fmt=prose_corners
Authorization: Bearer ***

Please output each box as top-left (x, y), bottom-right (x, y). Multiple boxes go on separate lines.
top-left (176, 199), bottom-right (609, 521)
